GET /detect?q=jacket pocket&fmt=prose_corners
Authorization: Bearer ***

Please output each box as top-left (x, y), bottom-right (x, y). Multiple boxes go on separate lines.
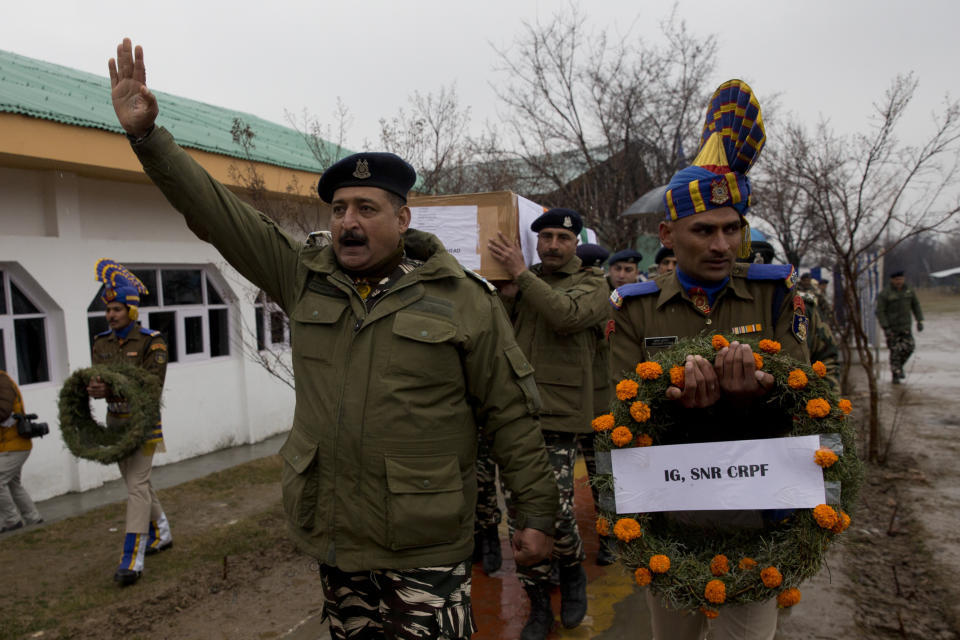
top-left (386, 312), bottom-right (460, 379)
top-left (384, 454), bottom-right (464, 550)
top-left (290, 295), bottom-right (348, 363)
top-left (533, 358), bottom-right (584, 417)
top-left (279, 428), bottom-right (320, 529)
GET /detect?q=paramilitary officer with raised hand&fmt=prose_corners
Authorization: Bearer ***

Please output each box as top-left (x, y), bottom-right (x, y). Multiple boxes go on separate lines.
top-left (609, 79), bottom-right (811, 640)
top-left (108, 38), bottom-right (557, 639)
top-left (489, 209), bottom-right (609, 639)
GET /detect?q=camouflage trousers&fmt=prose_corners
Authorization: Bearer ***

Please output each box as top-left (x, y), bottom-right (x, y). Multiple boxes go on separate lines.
top-left (319, 560), bottom-right (476, 639)
top-left (503, 430), bottom-right (584, 587)
top-left (577, 433), bottom-right (601, 516)
top-left (885, 329), bottom-right (915, 376)
top-left (474, 436), bottom-right (502, 531)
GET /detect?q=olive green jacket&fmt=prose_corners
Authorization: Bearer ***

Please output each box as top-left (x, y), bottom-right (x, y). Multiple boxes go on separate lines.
top-left (132, 127), bottom-right (558, 571)
top-left (502, 258), bottom-right (610, 433)
top-left (875, 285), bottom-right (923, 333)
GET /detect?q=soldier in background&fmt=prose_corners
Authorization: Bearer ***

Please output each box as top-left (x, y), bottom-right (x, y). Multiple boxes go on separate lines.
top-left (876, 270), bottom-right (924, 384)
top-left (489, 209), bottom-right (609, 639)
top-left (607, 249), bottom-right (643, 289)
top-left (88, 260), bottom-right (173, 586)
top-left (653, 246), bottom-right (677, 275)
top-left (576, 242), bottom-right (616, 566)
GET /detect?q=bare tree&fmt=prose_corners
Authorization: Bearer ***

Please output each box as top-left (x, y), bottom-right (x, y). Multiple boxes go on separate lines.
top-left (228, 118), bottom-right (328, 239)
top-left (751, 145), bottom-right (830, 267)
top-left (488, 5), bottom-right (717, 248)
top-left (782, 74), bottom-right (960, 461)
top-left (378, 84), bottom-right (477, 195)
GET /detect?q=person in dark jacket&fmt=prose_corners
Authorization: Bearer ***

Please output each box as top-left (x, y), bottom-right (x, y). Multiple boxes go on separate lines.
top-left (875, 270), bottom-right (924, 383)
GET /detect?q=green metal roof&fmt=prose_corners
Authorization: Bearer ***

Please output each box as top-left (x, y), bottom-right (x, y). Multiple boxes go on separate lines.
top-left (0, 48), bottom-right (349, 173)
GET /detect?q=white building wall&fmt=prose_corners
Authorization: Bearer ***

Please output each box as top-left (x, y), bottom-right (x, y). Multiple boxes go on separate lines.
top-left (0, 167), bottom-right (297, 501)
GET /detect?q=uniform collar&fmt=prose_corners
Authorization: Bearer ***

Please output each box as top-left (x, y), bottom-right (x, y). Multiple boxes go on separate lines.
top-left (656, 268), bottom-right (753, 309)
top-left (114, 321), bottom-right (138, 341)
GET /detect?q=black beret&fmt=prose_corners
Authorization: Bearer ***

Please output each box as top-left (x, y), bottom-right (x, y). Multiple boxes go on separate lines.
top-left (890, 270), bottom-right (905, 278)
top-left (531, 208), bottom-right (583, 235)
top-left (800, 272), bottom-right (812, 279)
top-left (576, 243), bottom-right (610, 267)
top-left (608, 249), bottom-right (643, 266)
top-left (654, 246), bottom-right (674, 264)
top-left (317, 152), bottom-right (417, 204)
top-left (749, 240), bottom-right (776, 263)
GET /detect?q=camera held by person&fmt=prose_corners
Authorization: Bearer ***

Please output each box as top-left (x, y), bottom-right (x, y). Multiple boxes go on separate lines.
top-left (12, 413), bottom-right (49, 439)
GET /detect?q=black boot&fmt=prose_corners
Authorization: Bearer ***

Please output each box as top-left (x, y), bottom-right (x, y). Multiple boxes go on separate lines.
top-left (596, 537), bottom-right (616, 566)
top-left (559, 563), bottom-right (587, 628)
top-left (521, 584), bottom-right (554, 640)
top-left (479, 525), bottom-right (502, 575)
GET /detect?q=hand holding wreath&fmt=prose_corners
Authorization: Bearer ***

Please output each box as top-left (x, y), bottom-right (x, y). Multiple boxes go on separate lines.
top-left (592, 334), bottom-right (864, 616)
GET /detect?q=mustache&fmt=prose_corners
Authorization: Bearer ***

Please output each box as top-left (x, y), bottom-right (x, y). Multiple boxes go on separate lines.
top-left (339, 230), bottom-right (368, 246)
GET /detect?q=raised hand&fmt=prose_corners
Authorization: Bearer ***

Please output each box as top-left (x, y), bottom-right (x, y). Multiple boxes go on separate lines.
top-left (108, 38), bottom-right (158, 138)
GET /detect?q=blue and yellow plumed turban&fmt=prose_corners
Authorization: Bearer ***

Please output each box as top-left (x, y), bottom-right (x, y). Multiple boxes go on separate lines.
top-left (663, 79), bottom-right (766, 258)
top-left (95, 258), bottom-right (149, 322)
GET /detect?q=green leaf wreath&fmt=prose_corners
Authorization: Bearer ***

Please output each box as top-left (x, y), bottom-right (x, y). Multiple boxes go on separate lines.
top-left (590, 334), bottom-right (864, 616)
top-left (58, 363), bottom-right (163, 464)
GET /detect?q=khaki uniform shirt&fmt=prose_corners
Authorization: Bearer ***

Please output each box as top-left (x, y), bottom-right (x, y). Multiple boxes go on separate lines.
top-left (91, 324), bottom-right (168, 445)
top-left (609, 263), bottom-right (811, 529)
top-left (131, 126), bottom-right (558, 572)
top-left (502, 257), bottom-right (610, 433)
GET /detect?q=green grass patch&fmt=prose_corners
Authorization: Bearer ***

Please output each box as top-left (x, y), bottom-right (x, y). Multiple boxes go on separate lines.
top-left (916, 287), bottom-right (960, 314)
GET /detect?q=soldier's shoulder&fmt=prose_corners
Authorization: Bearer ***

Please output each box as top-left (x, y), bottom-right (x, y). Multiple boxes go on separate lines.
top-left (610, 280), bottom-right (659, 310)
top-left (735, 263), bottom-right (797, 289)
top-left (139, 327), bottom-right (163, 338)
top-left (461, 268), bottom-right (498, 295)
top-left (93, 329), bottom-right (112, 339)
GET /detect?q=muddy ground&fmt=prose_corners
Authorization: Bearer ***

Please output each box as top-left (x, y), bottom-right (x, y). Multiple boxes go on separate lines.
top-left (1, 291), bottom-right (958, 640)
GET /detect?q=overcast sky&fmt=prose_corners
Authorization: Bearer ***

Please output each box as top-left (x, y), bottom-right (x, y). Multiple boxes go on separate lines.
top-left (3, 0), bottom-right (957, 153)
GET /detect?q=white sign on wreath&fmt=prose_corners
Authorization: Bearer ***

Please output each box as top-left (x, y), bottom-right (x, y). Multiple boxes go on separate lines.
top-left (611, 435), bottom-right (826, 513)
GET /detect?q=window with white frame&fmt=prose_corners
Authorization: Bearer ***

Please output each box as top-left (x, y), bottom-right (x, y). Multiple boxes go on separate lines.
top-left (253, 291), bottom-right (289, 351)
top-left (0, 269), bottom-right (52, 385)
top-left (87, 267), bottom-right (230, 363)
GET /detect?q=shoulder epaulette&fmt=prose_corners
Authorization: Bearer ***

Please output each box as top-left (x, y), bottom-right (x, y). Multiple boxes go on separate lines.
top-left (463, 268), bottom-right (497, 294)
top-left (139, 327), bottom-right (162, 337)
top-left (610, 281), bottom-right (660, 310)
top-left (94, 329), bottom-right (112, 338)
top-left (745, 263), bottom-right (796, 288)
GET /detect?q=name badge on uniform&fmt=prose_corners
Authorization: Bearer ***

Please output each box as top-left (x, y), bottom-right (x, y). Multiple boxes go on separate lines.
top-left (645, 336), bottom-right (678, 349)
top-left (126, 351), bottom-right (138, 357)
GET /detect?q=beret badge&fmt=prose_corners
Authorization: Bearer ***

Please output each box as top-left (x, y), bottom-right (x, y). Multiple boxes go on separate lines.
top-left (352, 159), bottom-right (371, 180)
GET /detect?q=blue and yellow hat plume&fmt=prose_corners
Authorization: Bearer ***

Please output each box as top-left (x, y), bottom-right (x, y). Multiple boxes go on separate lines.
top-left (94, 258), bottom-right (149, 322)
top-left (662, 79), bottom-right (766, 259)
